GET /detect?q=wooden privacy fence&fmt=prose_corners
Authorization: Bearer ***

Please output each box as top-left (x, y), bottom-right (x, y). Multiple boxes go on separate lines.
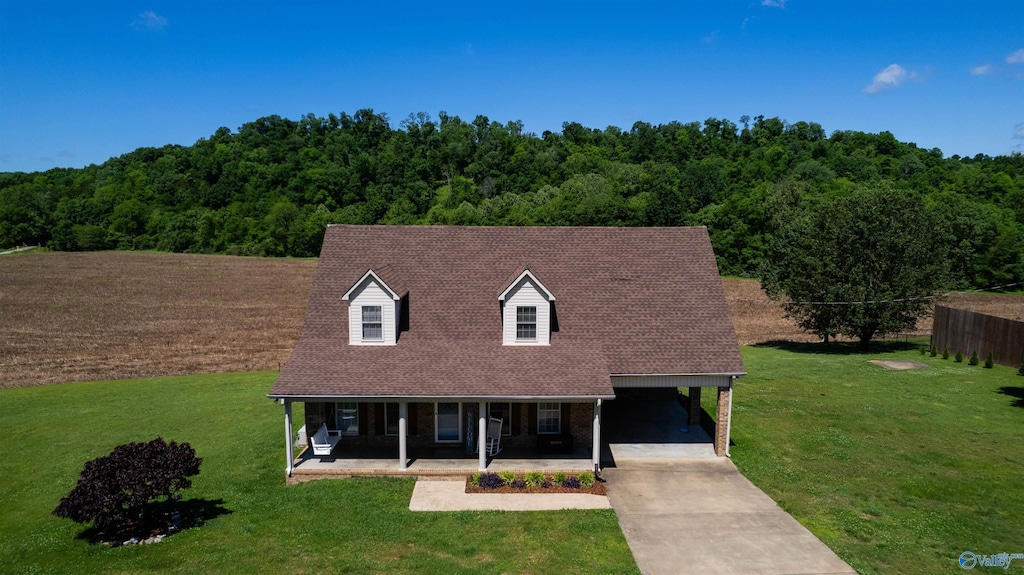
top-left (932, 305), bottom-right (1024, 368)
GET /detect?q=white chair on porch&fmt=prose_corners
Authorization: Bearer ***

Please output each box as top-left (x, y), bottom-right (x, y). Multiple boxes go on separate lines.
top-left (485, 417), bottom-right (503, 457)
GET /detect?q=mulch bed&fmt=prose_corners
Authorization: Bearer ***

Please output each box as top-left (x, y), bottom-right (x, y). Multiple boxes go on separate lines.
top-left (465, 477), bottom-right (607, 496)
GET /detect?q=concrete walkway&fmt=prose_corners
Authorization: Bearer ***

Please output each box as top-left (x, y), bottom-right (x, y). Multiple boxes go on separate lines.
top-left (408, 478), bottom-right (611, 511)
top-left (605, 458), bottom-right (856, 575)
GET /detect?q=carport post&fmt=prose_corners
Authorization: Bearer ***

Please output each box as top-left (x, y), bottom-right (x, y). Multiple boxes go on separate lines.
top-left (592, 399), bottom-right (602, 471)
top-left (283, 399), bottom-right (294, 477)
top-left (398, 401), bottom-right (408, 471)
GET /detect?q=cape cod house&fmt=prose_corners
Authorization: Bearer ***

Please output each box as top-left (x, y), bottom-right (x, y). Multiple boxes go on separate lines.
top-left (268, 225), bottom-right (745, 477)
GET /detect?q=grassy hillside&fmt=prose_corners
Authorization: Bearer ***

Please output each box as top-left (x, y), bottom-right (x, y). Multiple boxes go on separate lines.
top-left (0, 371), bottom-right (636, 574)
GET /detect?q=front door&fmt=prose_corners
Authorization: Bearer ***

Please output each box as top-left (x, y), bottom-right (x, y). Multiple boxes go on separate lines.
top-left (435, 402), bottom-right (462, 442)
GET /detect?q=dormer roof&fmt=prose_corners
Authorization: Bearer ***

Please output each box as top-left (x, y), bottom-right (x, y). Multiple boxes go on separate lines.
top-left (341, 267), bottom-right (404, 301)
top-left (498, 268), bottom-right (555, 302)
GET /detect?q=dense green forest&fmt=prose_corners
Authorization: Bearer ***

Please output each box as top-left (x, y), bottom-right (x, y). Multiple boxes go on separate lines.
top-left (1, 110), bottom-right (1022, 287)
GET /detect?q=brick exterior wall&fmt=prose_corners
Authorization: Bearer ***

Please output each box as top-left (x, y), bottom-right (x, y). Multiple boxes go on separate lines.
top-left (568, 402), bottom-right (593, 447)
top-left (304, 400), bottom-right (594, 452)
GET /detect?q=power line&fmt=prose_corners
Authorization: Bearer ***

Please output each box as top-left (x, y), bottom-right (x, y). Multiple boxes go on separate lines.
top-left (730, 281), bottom-right (1024, 306)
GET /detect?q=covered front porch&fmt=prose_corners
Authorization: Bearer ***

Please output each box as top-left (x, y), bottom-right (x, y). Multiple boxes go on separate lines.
top-left (279, 398), bottom-right (605, 477)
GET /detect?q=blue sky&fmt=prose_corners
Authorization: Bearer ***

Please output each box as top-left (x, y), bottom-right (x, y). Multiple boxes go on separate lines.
top-left (1, 1), bottom-right (1022, 173)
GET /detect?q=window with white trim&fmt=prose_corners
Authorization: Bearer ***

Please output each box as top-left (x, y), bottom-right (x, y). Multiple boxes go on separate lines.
top-left (362, 306), bottom-right (382, 341)
top-left (385, 402), bottom-right (399, 436)
top-left (335, 402), bottom-right (359, 436)
top-left (516, 306), bottom-right (537, 340)
top-left (488, 402), bottom-right (512, 436)
top-left (537, 402), bottom-right (560, 434)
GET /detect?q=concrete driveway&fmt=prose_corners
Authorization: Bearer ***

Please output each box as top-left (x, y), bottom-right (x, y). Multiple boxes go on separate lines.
top-left (605, 458), bottom-right (856, 575)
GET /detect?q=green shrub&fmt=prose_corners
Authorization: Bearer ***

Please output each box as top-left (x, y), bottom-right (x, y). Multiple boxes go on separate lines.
top-left (552, 471), bottom-right (568, 486)
top-left (984, 352), bottom-right (994, 369)
top-left (498, 471), bottom-right (516, 487)
top-left (578, 472), bottom-right (595, 488)
top-left (955, 351), bottom-right (963, 363)
top-left (525, 471), bottom-right (544, 488)
top-left (919, 346), bottom-right (926, 355)
top-left (470, 472), bottom-right (481, 486)
top-left (968, 350), bottom-right (979, 366)
top-left (930, 345), bottom-right (938, 357)
top-left (1018, 358), bottom-right (1024, 376)
top-left (942, 348), bottom-right (949, 360)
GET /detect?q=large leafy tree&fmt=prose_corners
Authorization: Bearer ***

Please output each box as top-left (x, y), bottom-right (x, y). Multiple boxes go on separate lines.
top-left (1, 111), bottom-right (1022, 285)
top-left (760, 184), bottom-right (953, 348)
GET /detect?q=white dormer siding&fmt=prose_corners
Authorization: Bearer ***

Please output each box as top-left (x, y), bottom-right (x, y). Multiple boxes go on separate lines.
top-left (343, 271), bottom-right (400, 345)
top-left (500, 272), bottom-right (554, 345)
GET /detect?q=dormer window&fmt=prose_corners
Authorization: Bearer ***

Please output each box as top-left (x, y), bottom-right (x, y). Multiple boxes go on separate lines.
top-left (499, 268), bottom-right (555, 346)
top-left (362, 306), bottom-right (383, 341)
top-left (342, 268), bottom-right (404, 346)
top-left (516, 306), bottom-right (537, 341)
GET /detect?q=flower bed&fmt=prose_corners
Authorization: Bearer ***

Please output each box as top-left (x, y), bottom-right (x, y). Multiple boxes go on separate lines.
top-left (465, 471), bottom-right (607, 495)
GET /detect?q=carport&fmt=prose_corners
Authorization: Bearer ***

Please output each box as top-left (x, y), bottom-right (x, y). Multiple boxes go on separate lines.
top-left (603, 374), bottom-right (739, 464)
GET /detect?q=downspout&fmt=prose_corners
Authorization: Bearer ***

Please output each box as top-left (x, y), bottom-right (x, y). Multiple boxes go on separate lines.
top-left (725, 376), bottom-right (735, 458)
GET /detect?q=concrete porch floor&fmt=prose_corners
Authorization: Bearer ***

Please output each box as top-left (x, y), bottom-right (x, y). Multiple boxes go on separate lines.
top-left (291, 444), bottom-right (594, 477)
top-left (289, 389), bottom-right (718, 479)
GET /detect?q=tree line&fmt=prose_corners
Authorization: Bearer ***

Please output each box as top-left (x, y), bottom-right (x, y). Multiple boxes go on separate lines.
top-left (1, 110), bottom-right (1022, 289)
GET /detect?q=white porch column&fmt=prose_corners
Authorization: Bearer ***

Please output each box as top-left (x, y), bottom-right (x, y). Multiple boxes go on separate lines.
top-left (478, 401), bottom-right (487, 471)
top-left (592, 399), bottom-right (602, 472)
top-left (398, 401), bottom-right (408, 471)
top-left (283, 400), bottom-right (294, 477)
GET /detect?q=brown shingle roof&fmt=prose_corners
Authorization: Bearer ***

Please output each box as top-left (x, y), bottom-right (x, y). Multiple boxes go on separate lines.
top-left (270, 225), bottom-right (745, 398)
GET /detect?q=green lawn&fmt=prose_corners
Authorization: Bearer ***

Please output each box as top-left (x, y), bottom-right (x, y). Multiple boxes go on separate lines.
top-left (710, 342), bottom-right (1024, 574)
top-left (0, 372), bottom-right (637, 574)
top-left (6, 347), bottom-right (1023, 574)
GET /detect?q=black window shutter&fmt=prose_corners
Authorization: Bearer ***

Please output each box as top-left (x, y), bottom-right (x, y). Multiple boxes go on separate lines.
top-left (408, 403), bottom-right (418, 435)
top-left (374, 403), bottom-right (385, 436)
top-left (511, 403), bottom-right (522, 435)
top-left (358, 403), bottom-right (368, 435)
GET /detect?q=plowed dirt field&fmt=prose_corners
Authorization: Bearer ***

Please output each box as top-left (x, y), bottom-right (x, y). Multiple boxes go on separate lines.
top-left (2, 251), bottom-right (1021, 387)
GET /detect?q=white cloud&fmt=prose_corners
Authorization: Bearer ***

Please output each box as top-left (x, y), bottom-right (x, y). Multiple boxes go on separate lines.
top-left (132, 10), bottom-right (168, 31)
top-left (762, 0), bottom-right (786, 7)
top-left (1014, 123), bottom-right (1024, 139)
top-left (703, 30), bottom-right (720, 45)
top-left (864, 63), bottom-right (908, 93)
top-left (1007, 49), bottom-right (1024, 64)
top-left (970, 64), bottom-right (992, 76)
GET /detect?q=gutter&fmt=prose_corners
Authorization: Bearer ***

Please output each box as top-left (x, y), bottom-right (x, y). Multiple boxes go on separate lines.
top-left (611, 372), bottom-right (747, 378)
top-left (267, 393), bottom-right (617, 402)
